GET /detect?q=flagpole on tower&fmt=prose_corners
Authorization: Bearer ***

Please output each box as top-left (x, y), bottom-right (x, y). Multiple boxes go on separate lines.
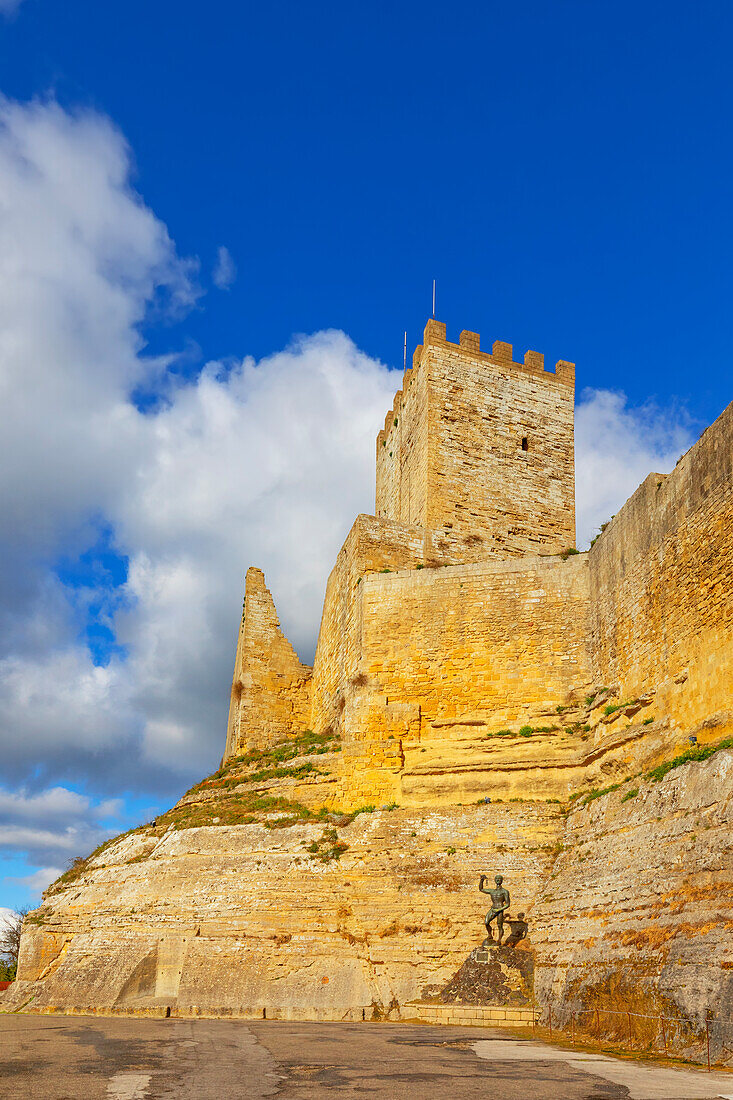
top-left (403, 331), bottom-right (407, 372)
top-left (432, 279), bottom-right (436, 318)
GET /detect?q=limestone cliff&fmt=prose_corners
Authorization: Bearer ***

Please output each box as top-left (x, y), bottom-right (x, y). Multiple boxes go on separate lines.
top-left (7, 736), bottom-right (731, 1061)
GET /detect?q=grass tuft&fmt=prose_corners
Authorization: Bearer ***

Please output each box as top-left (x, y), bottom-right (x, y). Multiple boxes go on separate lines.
top-left (581, 782), bottom-right (622, 805)
top-left (645, 738), bottom-right (733, 782)
top-left (603, 699), bottom-right (641, 717)
top-left (306, 827), bottom-right (349, 863)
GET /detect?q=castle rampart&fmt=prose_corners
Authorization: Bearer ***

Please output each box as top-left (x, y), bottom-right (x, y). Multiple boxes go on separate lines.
top-left (339, 552), bottom-right (592, 808)
top-left (588, 399), bottom-right (733, 742)
top-left (225, 324), bottom-right (733, 812)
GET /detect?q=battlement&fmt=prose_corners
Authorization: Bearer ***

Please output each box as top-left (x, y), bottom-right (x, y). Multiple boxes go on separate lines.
top-left (418, 318), bottom-right (575, 386)
top-left (377, 393), bottom-right (403, 450)
top-left (376, 321), bottom-right (574, 451)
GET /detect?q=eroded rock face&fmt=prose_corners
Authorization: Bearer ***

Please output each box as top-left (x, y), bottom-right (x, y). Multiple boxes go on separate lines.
top-left (12, 802), bottom-right (560, 1020)
top-left (531, 748), bottom-right (733, 1036)
top-left (8, 748), bottom-right (731, 1051)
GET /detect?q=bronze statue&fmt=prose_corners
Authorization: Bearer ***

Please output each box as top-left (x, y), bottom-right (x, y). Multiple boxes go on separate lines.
top-left (503, 912), bottom-right (528, 948)
top-left (478, 873), bottom-right (510, 944)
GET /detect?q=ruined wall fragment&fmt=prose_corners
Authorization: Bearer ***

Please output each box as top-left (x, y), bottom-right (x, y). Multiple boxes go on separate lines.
top-left (225, 567), bottom-right (312, 759)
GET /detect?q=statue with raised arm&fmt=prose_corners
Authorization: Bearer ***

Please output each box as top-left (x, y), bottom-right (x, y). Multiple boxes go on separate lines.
top-left (479, 873), bottom-right (510, 944)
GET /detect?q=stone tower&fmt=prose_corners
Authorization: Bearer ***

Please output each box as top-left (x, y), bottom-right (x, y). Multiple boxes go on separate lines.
top-left (375, 319), bottom-right (576, 558)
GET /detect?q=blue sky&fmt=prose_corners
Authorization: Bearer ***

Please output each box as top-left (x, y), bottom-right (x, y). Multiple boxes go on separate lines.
top-left (2, 0), bottom-right (731, 421)
top-left (0, 1), bottom-right (730, 913)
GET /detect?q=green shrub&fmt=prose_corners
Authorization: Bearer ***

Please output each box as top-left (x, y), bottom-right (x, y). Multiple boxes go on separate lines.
top-left (247, 760), bottom-right (321, 784)
top-left (621, 788), bottom-right (639, 802)
top-left (645, 738), bottom-right (733, 783)
top-left (307, 827), bottom-right (349, 863)
top-left (589, 521), bottom-right (610, 548)
top-left (582, 782), bottom-right (621, 805)
top-left (0, 958), bottom-right (16, 981)
top-left (603, 699), bottom-right (637, 716)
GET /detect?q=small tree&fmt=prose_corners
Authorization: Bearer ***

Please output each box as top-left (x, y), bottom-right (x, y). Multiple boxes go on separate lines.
top-left (0, 909), bottom-right (27, 981)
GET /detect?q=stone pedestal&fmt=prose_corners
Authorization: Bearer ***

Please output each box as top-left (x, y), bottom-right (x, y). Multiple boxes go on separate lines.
top-left (438, 942), bottom-right (534, 1007)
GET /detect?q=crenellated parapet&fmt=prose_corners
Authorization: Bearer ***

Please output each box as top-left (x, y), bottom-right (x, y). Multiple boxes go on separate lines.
top-left (376, 389), bottom-right (405, 452)
top-left (418, 317), bottom-right (575, 386)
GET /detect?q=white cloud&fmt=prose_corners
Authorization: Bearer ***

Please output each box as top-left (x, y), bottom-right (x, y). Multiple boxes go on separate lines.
top-left (212, 244), bottom-right (236, 289)
top-left (15, 868), bottom-right (62, 895)
top-left (575, 388), bottom-right (695, 549)
top-left (0, 96), bottom-right (196, 627)
top-left (0, 786), bottom-right (120, 866)
top-left (112, 330), bottom-right (396, 771)
top-left (0, 96), bottom-right (697, 897)
top-left (0, 96), bottom-right (201, 789)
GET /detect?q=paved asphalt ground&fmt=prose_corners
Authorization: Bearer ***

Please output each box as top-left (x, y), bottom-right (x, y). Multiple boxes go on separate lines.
top-left (1, 1016), bottom-right (733, 1100)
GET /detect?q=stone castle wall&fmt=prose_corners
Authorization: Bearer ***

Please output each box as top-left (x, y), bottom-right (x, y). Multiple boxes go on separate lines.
top-left (588, 400), bottom-right (733, 743)
top-left (229, 338), bottom-right (732, 787)
top-left (374, 338), bottom-right (430, 526)
top-left (336, 554), bottom-right (592, 808)
top-left (358, 554), bottom-right (590, 728)
top-left (309, 515), bottom-right (427, 738)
